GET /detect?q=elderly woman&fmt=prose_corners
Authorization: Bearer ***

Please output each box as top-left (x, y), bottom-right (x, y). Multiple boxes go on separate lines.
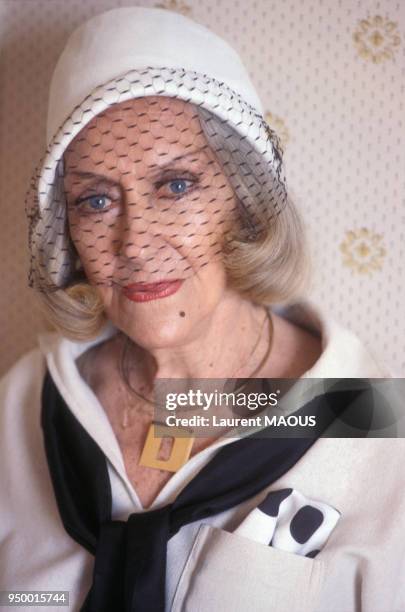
top-left (0, 6), bottom-right (404, 612)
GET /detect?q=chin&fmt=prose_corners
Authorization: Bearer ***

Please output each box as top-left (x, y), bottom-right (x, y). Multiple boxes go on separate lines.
top-left (121, 315), bottom-right (195, 350)
top-left (103, 268), bottom-right (227, 347)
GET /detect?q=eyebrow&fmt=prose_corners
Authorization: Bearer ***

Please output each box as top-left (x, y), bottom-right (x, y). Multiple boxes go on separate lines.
top-left (66, 146), bottom-right (208, 179)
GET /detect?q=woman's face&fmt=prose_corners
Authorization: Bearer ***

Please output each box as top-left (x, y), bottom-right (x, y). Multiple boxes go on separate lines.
top-left (63, 96), bottom-right (240, 348)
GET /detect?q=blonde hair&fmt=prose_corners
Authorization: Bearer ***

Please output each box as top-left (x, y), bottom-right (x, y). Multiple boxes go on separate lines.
top-left (32, 106), bottom-right (311, 341)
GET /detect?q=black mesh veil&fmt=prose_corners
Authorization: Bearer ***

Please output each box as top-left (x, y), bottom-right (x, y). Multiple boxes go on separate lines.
top-left (25, 66), bottom-right (288, 295)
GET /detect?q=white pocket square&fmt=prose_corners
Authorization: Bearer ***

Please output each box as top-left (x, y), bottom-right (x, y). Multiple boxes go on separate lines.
top-left (234, 488), bottom-right (341, 558)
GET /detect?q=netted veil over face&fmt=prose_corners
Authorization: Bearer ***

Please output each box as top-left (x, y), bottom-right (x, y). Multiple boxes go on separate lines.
top-left (26, 66), bottom-right (287, 295)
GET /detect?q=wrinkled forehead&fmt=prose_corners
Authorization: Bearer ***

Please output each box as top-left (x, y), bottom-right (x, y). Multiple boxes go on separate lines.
top-left (63, 96), bottom-right (212, 172)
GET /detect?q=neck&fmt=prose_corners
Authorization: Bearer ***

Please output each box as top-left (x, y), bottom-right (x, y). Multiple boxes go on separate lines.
top-left (128, 297), bottom-right (270, 389)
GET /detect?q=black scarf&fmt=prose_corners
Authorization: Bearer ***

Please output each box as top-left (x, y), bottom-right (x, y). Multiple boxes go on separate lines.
top-left (41, 372), bottom-right (371, 611)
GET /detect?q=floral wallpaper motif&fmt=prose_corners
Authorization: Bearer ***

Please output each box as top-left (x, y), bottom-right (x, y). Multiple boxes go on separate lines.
top-left (340, 228), bottom-right (386, 275)
top-left (353, 15), bottom-right (401, 63)
top-left (265, 112), bottom-right (290, 152)
top-left (155, 0), bottom-right (192, 16)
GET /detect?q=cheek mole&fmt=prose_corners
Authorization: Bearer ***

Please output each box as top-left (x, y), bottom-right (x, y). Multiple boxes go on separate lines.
top-left (179, 311), bottom-right (186, 317)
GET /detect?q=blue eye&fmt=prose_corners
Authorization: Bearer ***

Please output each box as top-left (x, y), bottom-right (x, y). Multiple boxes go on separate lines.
top-left (88, 195), bottom-right (110, 209)
top-left (76, 194), bottom-right (113, 212)
top-left (168, 179), bottom-right (191, 195)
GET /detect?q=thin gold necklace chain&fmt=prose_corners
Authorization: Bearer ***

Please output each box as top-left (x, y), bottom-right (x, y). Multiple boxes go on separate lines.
top-left (230, 309), bottom-right (274, 394)
top-left (120, 308), bottom-right (274, 413)
top-left (229, 307), bottom-right (270, 380)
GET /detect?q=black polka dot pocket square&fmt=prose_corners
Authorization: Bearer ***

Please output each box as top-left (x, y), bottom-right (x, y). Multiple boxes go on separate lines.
top-left (234, 488), bottom-right (341, 558)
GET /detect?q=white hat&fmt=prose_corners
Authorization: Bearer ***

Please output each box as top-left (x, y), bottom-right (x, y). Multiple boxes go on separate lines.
top-left (46, 6), bottom-right (264, 144)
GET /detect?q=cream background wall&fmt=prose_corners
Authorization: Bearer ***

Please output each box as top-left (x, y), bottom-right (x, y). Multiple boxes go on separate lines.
top-left (0, 0), bottom-right (404, 376)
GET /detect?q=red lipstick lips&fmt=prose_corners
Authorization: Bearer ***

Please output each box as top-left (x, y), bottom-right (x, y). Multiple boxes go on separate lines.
top-left (122, 279), bottom-right (183, 302)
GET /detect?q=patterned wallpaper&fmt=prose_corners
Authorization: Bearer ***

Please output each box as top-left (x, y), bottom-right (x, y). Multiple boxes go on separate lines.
top-left (0, 0), bottom-right (404, 376)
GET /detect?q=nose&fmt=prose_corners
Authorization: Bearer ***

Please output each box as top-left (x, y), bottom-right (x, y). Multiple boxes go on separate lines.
top-left (116, 201), bottom-right (169, 280)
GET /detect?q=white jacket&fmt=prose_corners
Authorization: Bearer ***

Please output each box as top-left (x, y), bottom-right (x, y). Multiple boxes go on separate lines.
top-left (0, 300), bottom-right (404, 612)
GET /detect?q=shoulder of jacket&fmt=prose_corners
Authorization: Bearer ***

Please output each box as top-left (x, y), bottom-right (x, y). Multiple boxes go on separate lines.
top-left (0, 347), bottom-right (47, 408)
top-left (0, 348), bottom-right (50, 540)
